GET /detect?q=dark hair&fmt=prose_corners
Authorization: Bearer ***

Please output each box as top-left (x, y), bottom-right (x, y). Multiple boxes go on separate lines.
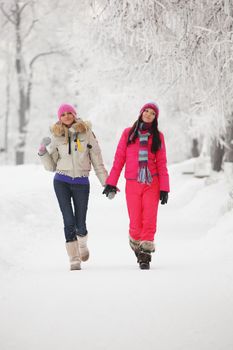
top-left (127, 116), bottom-right (161, 153)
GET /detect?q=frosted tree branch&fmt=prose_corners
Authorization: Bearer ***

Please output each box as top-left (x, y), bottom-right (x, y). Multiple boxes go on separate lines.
top-left (0, 4), bottom-right (16, 24)
top-left (23, 18), bottom-right (38, 39)
top-left (29, 50), bottom-right (64, 68)
top-left (154, 0), bottom-right (166, 10)
top-left (18, 1), bottom-right (31, 15)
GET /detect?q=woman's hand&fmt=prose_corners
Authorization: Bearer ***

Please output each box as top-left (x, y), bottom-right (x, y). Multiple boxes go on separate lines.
top-left (38, 137), bottom-right (51, 155)
top-left (102, 185), bottom-right (117, 199)
top-left (160, 191), bottom-right (168, 205)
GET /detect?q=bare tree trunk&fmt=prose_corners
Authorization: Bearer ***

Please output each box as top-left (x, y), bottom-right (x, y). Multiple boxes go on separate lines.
top-left (210, 139), bottom-right (225, 171)
top-left (0, 62), bottom-right (10, 157)
top-left (224, 117), bottom-right (233, 210)
top-left (191, 138), bottom-right (200, 157)
top-left (15, 2), bottom-right (27, 165)
top-left (224, 118), bottom-right (233, 162)
top-left (5, 61), bottom-right (10, 155)
top-left (16, 88), bottom-right (27, 165)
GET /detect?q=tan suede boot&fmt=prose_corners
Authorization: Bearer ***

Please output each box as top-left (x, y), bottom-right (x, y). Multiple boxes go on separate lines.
top-left (77, 234), bottom-right (89, 262)
top-left (65, 240), bottom-right (81, 270)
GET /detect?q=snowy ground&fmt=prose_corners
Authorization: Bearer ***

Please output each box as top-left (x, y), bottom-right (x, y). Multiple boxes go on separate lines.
top-left (0, 161), bottom-right (233, 350)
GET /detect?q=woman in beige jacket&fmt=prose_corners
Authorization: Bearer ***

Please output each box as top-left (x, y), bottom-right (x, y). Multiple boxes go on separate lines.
top-left (38, 104), bottom-right (108, 271)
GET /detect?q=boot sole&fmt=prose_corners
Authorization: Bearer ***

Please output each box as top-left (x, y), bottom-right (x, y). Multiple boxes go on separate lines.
top-left (139, 263), bottom-right (150, 270)
top-left (70, 264), bottom-right (81, 270)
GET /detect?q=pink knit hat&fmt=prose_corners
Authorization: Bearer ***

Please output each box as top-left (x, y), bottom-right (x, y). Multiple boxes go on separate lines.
top-left (140, 102), bottom-right (159, 118)
top-left (57, 104), bottom-right (77, 120)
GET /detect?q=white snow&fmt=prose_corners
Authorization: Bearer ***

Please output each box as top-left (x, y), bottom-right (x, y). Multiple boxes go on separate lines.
top-left (0, 161), bottom-right (233, 350)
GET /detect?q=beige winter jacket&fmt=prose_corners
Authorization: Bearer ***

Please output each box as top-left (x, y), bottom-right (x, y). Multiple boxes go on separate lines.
top-left (39, 119), bottom-right (108, 186)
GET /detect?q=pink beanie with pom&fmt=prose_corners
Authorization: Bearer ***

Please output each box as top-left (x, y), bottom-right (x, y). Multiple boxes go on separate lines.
top-left (140, 102), bottom-right (159, 118)
top-left (57, 104), bottom-right (77, 120)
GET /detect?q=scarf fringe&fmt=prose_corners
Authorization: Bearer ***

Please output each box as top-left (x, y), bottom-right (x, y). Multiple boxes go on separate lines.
top-left (137, 166), bottom-right (153, 184)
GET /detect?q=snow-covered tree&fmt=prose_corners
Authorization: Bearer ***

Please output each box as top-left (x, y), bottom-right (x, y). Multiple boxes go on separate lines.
top-left (0, 0), bottom-right (67, 164)
top-left (89, 0), bottom-right (233, 168)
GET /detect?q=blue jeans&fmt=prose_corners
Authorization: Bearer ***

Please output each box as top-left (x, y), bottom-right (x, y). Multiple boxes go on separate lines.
top-left (53, 180), bottom-right (90, 242)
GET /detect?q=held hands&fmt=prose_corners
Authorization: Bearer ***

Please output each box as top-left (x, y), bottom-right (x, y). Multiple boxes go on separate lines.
top-left (38, 137), bottom-right (51, 155)
top-left (102, 184), bottom-right (117, 200)
top-left (160, 191), bottom-right (168, 205)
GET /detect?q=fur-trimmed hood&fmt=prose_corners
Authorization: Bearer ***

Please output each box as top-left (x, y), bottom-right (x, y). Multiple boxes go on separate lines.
top-left (50, 119), bottom-right (92, 137)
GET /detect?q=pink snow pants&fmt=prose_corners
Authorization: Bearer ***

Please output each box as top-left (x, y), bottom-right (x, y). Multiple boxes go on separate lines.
top-left (125, 177), bottom-right (160, 241)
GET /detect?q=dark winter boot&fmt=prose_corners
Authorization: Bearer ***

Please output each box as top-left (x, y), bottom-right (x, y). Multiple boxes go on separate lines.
top-left (129, 237), bottom-right (140, 262)
top-left (137, 240), bottom-right (155, 270)
top-left (138, 251), bottom-right (151, 270)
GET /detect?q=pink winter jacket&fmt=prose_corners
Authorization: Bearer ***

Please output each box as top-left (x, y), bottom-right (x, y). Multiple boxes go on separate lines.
top-left (106, 127), bottom-right (170, 192)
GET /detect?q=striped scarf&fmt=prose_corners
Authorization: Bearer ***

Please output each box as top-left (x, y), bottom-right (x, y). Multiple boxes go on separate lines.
top-left (137, 123), bottom-right (152, 184)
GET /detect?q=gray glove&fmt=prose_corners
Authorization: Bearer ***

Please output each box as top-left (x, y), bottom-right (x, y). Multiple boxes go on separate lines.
top-left (38, 137), bottom-right (51, 155)
top-left (107, 192), bottom-right (116, 200)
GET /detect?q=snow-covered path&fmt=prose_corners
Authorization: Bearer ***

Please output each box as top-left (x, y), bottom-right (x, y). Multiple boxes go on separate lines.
top-left (0, 163), bottom-right (233, 350)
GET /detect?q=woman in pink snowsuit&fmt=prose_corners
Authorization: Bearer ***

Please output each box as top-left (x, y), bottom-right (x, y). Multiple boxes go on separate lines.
top-left (103, 102), bottom-right (170, 269)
